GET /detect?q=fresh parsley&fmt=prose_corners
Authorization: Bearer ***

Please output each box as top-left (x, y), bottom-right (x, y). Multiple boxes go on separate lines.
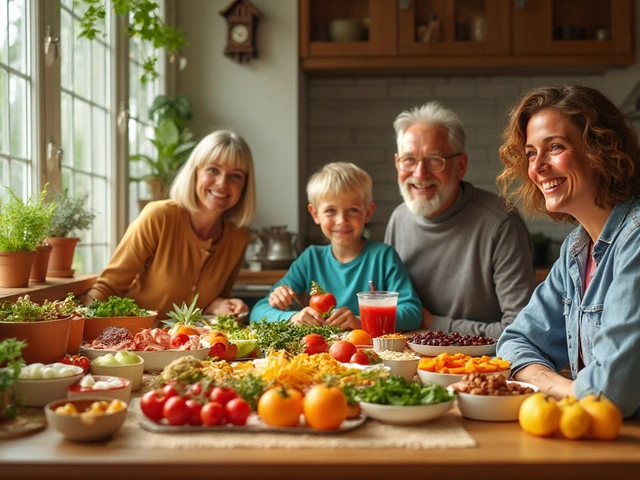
top-left (356, 375), bottom-right (454, 406)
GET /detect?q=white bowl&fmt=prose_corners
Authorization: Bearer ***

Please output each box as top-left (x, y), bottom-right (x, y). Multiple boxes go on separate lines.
top-left (11, 372), bottom-right (84, 407)
top-left (373, 337), bottom-right (407, 352)
top-left (90, 355), bottom-right (144, 390)
top-left (449, 381), bottom-right (538, 421)
top-left (381, 358), bottom-right (419, 382)
top-left (407, 342), bottom-right (496, 357)
top-left (418, 368), bottom-right (511, 388)
top-left (80, 347), bottom-right (209, 372)
top-left (359, 399), bottom-right (454, 425)
top-left (45, 397), bottom-right (128, 442)
top-left (68, 375), bottom-right (132, 403)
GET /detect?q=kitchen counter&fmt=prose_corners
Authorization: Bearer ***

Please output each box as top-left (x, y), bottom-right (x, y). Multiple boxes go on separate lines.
top-left (0, 274), bottom-right (98, 304)
top-left (2, 413), bottom-right (639, 479)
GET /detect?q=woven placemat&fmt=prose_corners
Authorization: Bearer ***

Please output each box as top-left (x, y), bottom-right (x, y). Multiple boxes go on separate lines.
top-left (108, 399), bottom-right (476, 450)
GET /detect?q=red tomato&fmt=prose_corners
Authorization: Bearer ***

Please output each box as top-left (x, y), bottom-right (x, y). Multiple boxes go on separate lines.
top-left (162, 396), bottom-right (190, 426)
top-left (140, 390), bottom-right (166, 422)
top-left (200, 401), bottom-right (225, 427)
top-left (187, 382), bottom-right (203, 397)
top-left (328, 340), bottom-right (358, 363)
top-left (209, 386), bottom-right (239, 406)
top-left (302, 334), bottom-right (328, 355)
top-left (225, 398), bottom-right (251, 426)
top-left (162, 384), bottom-right (180, 400)
top-left (349, 351), bottom-right (370, 365)
top-left (309, 281), bottom-right (337, 318)
top-left (170, 333), bottom-right (190, 349)
top-left (185, 399), bottom-right (203, 426)
top-left (208, 342), bottom-right (228, 359)
top-left (57, 355), bottom-right (91, 374)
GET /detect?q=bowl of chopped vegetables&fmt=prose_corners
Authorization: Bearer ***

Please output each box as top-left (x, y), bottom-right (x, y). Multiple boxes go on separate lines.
top-left (81, 296), bottom-right (157, 341)
top-left (356, 376), bottom-right (455, 425)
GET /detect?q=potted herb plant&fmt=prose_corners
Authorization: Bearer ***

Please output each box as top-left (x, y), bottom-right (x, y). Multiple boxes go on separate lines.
top-left (0, 338), bottom-right (26, 421)
top-left (130, 94), bottom-right (197, 201)
top-left (45, 190), bottom-right (97, 277)
top-left (0, 186), bottom-right (55, 288)
top-left (81, 296), bottom-right (157, 341)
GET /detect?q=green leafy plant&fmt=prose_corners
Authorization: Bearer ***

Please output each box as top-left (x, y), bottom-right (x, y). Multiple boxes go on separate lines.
top-left (250, 319), bottom-right (342, 353)
top-left (0, 185), bottom-right (56, 252)
top-left (77, 0), bottom-right (188, 83)
top-left (46, 190), bottom-right (97, 238)
top-left (84, 296), bottom-right (150, 318)
top-left (0, 338), bottom-right (26, 420)
top-left (163, 294), bottom-right (205, 328)
top-left (0, 294), bottom-right (79, 323)
top-left (130, 94), bottom-right (197, 200)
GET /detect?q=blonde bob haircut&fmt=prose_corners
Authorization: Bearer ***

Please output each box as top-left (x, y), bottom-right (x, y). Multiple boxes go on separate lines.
top-left (170, 129), bottom-right (256, 227)
top-left (307, 161), bottom-right (373, 209)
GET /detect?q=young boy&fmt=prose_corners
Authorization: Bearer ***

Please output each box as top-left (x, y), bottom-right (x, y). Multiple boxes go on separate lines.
top-left (250, 161), bottom-right (422, 331)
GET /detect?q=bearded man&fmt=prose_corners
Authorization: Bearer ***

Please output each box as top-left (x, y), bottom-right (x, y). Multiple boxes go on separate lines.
top-left (384, 101), bottom-right (535, 337)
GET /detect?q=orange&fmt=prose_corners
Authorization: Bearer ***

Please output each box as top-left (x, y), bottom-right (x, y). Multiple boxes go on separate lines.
top-left (346, 329), bottom-right (372, 346)
top-left (518, 392), bottom-right (561, 437)
top-left (258, 386), bottom-right (304, 427)
top-left (202, 330), bottom-right (228, 347)
top-left (557, 396), bottom-right (590, 440)
top-left (579, 394), bottom-right (623, 441)
top-left (174, 325), bottom-right (200, 336)
top-left (303, 384), bottom-right (347, 431)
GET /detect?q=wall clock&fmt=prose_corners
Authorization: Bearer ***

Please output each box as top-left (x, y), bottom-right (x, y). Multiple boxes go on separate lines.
top-left (219, 0), bottom-right (262, 64)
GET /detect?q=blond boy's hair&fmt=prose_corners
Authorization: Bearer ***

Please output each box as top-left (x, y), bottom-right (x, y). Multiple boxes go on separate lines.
top-left (307, 161), bottom-right (373, 208)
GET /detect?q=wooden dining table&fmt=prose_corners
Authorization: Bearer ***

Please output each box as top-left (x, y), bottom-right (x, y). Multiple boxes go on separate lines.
top-left (2, 412), bottom-right (639, 480)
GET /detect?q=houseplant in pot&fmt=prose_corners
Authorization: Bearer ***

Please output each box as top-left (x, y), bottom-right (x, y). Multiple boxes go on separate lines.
top-left (0, 338), bottom-right (26, 421)
top-left (130, 94), bottom-right (197, 202)
top-left (0, 186), bottom-right (55, 288)
top-left (81, 296), bottom-right (157, 342)
top-left (45, 190), bottom-right (97, 278)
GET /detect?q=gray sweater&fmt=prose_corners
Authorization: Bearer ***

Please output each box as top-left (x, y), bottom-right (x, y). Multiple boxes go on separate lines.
top-left (384, 182), bottom-right (535, 339)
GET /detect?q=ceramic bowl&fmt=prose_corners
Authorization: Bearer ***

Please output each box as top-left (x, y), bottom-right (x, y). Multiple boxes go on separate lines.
top-left (407, 342), bottom-right (496, 357)
top-left (11, 371), bottom-right (85, 407)
top-left (45, 397), bottom-right (128, 442)
top-left (449, 381), bottom-right (538, 421)
top-left (381, 358), bottom-right (419, 382)
top-left (82, 312), bottom-right (158, 341)
top-left (359, 399), bottom-right (454, 425)
top-left (90, 355), bottom-right (144, 390)
top-left (418, 368), bottom-right (511, 388)
top-left (80, 347), bottom-right (209, 372)
top-left (373, 337), bottom-right (407, 352)
top-left (68, 375), bottom-right (132, 403)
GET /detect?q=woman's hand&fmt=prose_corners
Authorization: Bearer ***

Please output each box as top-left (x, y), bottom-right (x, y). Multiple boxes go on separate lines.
top-left (205, 297), bottom-right (249, 316)
top-left (289, 307), bottom-right (324, 326)
top-left (269, 285), bottom-right (298, 310)
top-left (324, 307), bottom-right (361, 330)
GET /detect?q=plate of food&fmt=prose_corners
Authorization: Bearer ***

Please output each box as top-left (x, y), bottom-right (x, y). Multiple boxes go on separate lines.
top-left (407, 342), bottom-right (496, 357)
top-left (80, 347), bottom-right (210, 372)
top-left (407, 330), bottom-right (496, 357)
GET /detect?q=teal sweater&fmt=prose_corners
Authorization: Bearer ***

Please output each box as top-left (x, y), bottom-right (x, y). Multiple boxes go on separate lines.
top-left (249, 240), bottom-right (422, 331)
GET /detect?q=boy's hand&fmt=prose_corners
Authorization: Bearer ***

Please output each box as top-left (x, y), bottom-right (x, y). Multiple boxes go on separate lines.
top-left (290, 307), bottom-right (324, 326)
top-left (269, 285), bottom-right (298, 310)
top-left (324, 307), bottom-right (361, 330)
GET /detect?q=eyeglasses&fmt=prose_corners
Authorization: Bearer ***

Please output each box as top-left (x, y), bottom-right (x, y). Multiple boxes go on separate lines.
top-left (395, 153), bottom-right (463, 173)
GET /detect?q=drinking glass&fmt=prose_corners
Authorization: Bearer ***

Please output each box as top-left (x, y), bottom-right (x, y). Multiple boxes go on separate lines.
top-left (357, 291), bottom-right (399, 338)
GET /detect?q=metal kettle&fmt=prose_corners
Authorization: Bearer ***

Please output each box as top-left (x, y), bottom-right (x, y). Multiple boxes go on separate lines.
top-left (263, 225), bottom-right (298, 269)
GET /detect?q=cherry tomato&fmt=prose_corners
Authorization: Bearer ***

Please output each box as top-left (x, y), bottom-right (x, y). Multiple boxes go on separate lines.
top-left (163, 396), bottom-right (190, 426)
top-left (302, 334), bottom-right (328, 355)
top-left (209, 386), bottom-right (238, 406)
top-left (162, 384), bottom-right (180, 400)
top-left (208, 342), bottom-right (228, 359)
top-left (140, 390), bottom-right (166, 422)
top-left (221, 343), bottom-right (239, 361)
top-left (328, 340), bottom-right (358, 363)
top-left (170, 333), bottom-right (190, 349)
top-left (309, 281), bottom-right (337, 318)
top-left (200, 401), bottom-right (225, 427)
top-left (349, 350), bottom-right (370, 365)
top-left (225, 398), bottom-right (251, 426)
top-left (185, 399), bottom-right (203, 426)
top-left (187, 382), bottom-right (203, 398)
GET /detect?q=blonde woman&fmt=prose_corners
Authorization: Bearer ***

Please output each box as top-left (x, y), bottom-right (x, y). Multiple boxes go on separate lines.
top-left (84, 130), bottom-right (256, 319)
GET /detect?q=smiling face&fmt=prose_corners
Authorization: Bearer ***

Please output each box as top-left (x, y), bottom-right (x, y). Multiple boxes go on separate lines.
top-left (308, 193), bottom-right (374, 249)
top-left (525, 108), bottom-right (600, 223)
top-left (195, 161), bottom-right (246, 216)
top-left (396, 123), bottom-right (467, 218)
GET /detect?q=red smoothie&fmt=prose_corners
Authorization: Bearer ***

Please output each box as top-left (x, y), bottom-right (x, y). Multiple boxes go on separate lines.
top-left (360, 304), bottom-right (397, 338)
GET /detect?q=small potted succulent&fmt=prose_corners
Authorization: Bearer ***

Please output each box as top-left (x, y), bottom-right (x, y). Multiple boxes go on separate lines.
top-left (0, 338), bottom-right (26, 421)
top-left (0, 186), bottom-right (55, 288)
top-left (45, 190), bottom-right (97, 277)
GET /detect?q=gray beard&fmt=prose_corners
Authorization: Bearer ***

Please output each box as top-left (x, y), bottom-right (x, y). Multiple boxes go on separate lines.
top-left (399, 171), bottom-right (458, 218)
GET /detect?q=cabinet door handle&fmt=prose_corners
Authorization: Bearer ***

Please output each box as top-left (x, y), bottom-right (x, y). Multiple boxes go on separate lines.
top-left (398, 0), bottom-right (410, 10)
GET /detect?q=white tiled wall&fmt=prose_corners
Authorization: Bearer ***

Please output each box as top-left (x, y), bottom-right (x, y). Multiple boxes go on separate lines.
top-left (304, 74), bottom-right (624, 253)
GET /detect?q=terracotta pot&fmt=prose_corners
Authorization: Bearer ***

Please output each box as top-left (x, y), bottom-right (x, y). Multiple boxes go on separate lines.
top-left (46, 237), bottom-right (79, 277)
top-left (29, 243), bottom-right (53, 283)
top-left (0, 316), bottom-right (72, 364)
top-left (147, 178), bottom-right (168, 200)
top-left (0, 251), bottom-right (37, 288)
top-left (66, 315), bottom-right (86, 355)
top-left (82, 312), bottom-right (158, 342)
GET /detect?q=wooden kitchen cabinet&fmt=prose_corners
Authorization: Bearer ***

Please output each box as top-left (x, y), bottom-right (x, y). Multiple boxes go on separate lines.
top-left (299, 0), bottom-right (635, 74)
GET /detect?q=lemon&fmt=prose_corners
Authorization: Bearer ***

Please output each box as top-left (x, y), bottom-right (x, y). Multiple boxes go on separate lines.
top-left (518, 392), bottom-right (561, 437)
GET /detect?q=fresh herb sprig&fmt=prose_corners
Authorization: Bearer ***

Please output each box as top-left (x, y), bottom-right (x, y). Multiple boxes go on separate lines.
top-left (221, 373), bottom-right (266, 411)
top-left (0, 338), bottom-right (26, 419)
top-left (84, 296), bottom-right (149, 318)
top-left (250, 319), bottom-right (342, 353)
top-left (356, 375), bottom-right (454, 406)
top-left (0, 294), bottom-right (79, 323)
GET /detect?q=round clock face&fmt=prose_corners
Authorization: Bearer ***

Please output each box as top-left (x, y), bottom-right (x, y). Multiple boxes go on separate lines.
top-left (231, 24), bottom-right (250, 44)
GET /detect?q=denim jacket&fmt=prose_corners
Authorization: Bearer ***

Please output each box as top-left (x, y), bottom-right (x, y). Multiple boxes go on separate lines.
top-left (497, 197), bottom-right (640, 418)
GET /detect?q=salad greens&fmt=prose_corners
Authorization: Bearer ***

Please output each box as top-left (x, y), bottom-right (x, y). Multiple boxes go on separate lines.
top-left (0, 294), bottom-right (78, 322)
top-left (250, 319), bottom-right (342, 353)
top-left (84, 296), bottom-right (150, 318)
top-left (356, 375), bottom-right (454, 406)
top-left (221, 372), bottom-right (266, 411)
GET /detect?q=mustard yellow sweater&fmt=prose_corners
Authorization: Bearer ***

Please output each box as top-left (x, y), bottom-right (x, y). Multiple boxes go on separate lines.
top-left (86, 200), bottom-right (249, 319)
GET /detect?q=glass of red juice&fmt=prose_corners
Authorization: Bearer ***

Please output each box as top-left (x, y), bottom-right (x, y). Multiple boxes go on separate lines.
top-left (357, 291), bottom-right (399, 338)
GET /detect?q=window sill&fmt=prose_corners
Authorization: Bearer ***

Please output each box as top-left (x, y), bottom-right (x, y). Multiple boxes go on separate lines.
top-left (0, 274), bottom-right (98, 304)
